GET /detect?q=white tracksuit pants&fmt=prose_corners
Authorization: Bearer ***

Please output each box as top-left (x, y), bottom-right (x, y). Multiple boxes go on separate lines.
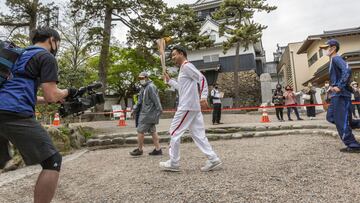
top-left (169, 110), bottom-right (219, 165)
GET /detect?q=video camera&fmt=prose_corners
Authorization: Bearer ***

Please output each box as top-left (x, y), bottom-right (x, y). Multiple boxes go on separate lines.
top-left (59, 82), bottom-right (105, 117)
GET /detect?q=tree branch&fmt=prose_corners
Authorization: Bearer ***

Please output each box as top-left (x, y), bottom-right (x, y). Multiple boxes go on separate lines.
top-left (0, 22), bottom-right (29, 27)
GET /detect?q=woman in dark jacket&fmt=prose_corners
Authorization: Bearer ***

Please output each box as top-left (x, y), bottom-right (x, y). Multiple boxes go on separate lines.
top-left (272, 84), bottom-right (285, 122)
top-left (303, 82), bottom-right (317, 120)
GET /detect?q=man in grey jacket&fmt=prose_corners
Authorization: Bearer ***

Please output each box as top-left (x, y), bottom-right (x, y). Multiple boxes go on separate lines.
top-left (130, 72), bottom-right (163, 156)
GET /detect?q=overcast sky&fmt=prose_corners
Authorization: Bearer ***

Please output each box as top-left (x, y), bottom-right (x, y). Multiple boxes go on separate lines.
top-left (1, 0), bottom-right (360, 61)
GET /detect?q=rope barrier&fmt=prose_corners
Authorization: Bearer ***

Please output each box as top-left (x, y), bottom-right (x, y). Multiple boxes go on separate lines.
top-left (40, 101), bottom-right (360, 116)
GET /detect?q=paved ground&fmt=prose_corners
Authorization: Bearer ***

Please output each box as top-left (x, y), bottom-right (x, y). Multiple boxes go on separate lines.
top-left (2, 133), bottom-right (360, 202)
top-left (71, 111), bottom-right (329, 136)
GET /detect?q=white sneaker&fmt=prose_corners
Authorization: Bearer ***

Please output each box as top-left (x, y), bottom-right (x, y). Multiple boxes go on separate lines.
top-left (159, 160), bottom-right (180, 172)
top-left (201, 160), bottom-right (222, 172)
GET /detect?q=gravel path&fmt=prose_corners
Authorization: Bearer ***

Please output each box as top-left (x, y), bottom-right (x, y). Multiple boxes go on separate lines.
top-left (1, 134), bottom-right (360, 203)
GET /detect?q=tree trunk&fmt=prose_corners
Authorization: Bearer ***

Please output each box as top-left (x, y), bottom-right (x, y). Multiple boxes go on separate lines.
top-left (29, 0), bottom-right (39, 32)
top-left (98, 5), bottom-right (112, 93)
top-left (96, 4), bottom-right (112, 113)
top-left (234, 42), bottom-right (241, 107)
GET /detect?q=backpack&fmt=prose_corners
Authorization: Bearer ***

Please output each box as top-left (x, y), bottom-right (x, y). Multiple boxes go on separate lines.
top-left (0, 40), bottom-right (26, 87)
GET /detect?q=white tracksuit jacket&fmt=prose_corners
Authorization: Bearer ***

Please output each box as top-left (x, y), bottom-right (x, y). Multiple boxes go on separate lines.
top-left (167, 61), bottom-right (219, 165)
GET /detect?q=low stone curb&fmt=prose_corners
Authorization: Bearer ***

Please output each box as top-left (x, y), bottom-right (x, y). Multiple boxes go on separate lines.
top-left (85, 124), bottom-right (348, 149)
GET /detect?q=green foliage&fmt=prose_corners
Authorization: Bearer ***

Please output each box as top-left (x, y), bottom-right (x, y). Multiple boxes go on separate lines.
top-left (159, 4), bottom-right (214, 51)
top-left (0, 0), bottom-right (59, 38)
top-left (76, 126), bottom-right (94, 140)
top-left (105, 47), bottom-right (166, 101)
top-left (56, 7), bottom-right (99, 89)
top-left (70, 0), bottom-right (167, 90)
top-left (214, 0), bottom-right (276, 53)
top-left (8, 32), bottom-right (29, 47)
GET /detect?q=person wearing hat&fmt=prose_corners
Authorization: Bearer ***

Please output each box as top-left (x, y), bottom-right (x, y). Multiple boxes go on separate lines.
top-left (350, 81), bottom-right (360, 118)
top-left (320, 39), bottom-right (360, 152)
top-left (130, 72), bottom-right (163, 156)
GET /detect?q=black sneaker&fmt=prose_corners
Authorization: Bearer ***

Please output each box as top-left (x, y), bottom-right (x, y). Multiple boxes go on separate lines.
top-left (340, 147), bottom-right (360, 153)
top-left (130, 148), bottom-right (143, 156)
top-left (149, 148), bottom-right (162, 156)
top-left (297, 118), bottom-right (303, 120)
top-left (288, 118), bottom-right (293, 121)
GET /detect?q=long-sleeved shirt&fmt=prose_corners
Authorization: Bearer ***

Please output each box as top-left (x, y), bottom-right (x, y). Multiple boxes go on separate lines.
top-left (168, 61), bottom-right (208, 111)
top-left (284, 91), bottom-right (297, 105)
top-left (329, 55), bottom-right (352, 97)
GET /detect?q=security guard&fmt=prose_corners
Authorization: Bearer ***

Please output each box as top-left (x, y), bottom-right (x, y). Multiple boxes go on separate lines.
top-left (321, 39), bottom-right (360, 152)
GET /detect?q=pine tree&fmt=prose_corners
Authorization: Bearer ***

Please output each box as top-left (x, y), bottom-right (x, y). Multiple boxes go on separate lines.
top-left (0, 0), bottom-right (59, 39)
top-left (214, 0), bottom-right (276, 106)
top-left (70, 0), bottom-right (167, 94)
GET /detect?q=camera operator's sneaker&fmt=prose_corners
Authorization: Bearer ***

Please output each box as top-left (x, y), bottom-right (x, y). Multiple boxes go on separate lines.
top-left (149, 148), bottom-right (162, 156)
top-left (130, 148), bottom-right (143, 156)
top-left (201, 159), bottom-right (222, 172)
top-left (159, 160), bottom-right (180, 172)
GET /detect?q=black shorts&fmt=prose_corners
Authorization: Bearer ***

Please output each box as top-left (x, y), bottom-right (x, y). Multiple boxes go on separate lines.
top-left (0, 112), bottom-right (58, 166)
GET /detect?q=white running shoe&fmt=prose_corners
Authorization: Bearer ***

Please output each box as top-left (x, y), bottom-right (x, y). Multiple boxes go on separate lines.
top-left (159, 160), bottom-right (180, 172)
top-left (201, 160), bottom-right (222, 172)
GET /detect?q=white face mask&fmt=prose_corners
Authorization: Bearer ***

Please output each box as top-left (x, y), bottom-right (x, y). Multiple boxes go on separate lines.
top-left (325, 84), bottom-right (329, 87)
top-left (325, 48), bottom-right (334, 56)
top-left (354, 85), bottom-right (358, 88)
top-left (140, 80), bottom-right (146, 85)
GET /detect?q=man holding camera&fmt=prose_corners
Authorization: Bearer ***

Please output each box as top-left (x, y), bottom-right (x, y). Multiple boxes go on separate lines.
top-left (130, 72), bottom-right (163, 156)
top-left (0, 27), bottom-right (79, 203)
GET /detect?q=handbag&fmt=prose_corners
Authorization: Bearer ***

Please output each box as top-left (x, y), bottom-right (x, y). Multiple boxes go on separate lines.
top-left (302, 94), bottom-right (311, 100)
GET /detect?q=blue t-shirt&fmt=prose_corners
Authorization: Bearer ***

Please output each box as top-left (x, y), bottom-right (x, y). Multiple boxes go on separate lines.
top-left (329, 55), bottom-right (352, 98)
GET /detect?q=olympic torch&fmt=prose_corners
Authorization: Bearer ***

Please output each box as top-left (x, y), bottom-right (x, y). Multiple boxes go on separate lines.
top-left (157, 36), bottom-right (171, 82)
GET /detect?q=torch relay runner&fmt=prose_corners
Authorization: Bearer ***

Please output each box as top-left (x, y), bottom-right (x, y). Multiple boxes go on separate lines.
top-left (160, 46), bottom-right (222, 172)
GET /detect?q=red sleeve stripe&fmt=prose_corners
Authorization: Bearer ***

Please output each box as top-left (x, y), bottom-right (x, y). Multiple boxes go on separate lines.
top-left (200, 76), bottom-right (205, 94)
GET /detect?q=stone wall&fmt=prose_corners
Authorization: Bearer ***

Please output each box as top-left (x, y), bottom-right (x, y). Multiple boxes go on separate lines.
top-left (216, 70), bottom-right (261, 107)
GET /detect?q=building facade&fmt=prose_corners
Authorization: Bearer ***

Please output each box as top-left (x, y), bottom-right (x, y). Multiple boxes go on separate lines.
top-left (188, 0), bottom-right (266, 106)
top-left (276, 42), bottom-right (309, 92)
top-left (297, 27), bottom-right (360, 86)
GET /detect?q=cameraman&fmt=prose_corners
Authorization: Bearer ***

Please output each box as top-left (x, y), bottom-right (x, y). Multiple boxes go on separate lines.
top-left (0, 27), bottom-right (77, 203)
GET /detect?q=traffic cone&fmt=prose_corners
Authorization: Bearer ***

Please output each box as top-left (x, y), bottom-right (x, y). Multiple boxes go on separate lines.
top-left (260, 110), bottom-right (270, 123)
top-left (118, 111), bottom-right (127, 127)
top-left (52, 113), bottom-right (60, 126)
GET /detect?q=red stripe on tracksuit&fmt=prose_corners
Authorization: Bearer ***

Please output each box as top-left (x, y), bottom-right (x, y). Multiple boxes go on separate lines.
top-left (200, 76), bottom-right (205, 94)
top-left (171, 111), bottom-right (189, 136)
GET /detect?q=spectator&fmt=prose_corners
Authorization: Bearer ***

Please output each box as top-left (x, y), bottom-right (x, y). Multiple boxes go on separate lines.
top-left (130, 72), bottom-right (163, 156)
top-left (303, 82), bottom-right (317, 120)
top-left (284, 85), bottom-right (303, 121)
top-left (320, 81), bottom-right (331, 111)
top-left (351, 81), bottom-right (360, 118)
top-left (272, 84), bottom-right (285, 122)
top-left (211, 85), bottom-right (223, 125)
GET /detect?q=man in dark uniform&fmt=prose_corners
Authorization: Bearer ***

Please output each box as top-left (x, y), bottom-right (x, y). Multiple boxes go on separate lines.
top-left (0, 27), bottom-right (79, 202)
top-left (321, 39), bottom-right (360, 153)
